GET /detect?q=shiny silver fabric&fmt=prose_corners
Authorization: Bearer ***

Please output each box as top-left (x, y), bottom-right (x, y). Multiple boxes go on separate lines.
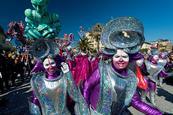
top-left (31, 72), bottom-right (89, 115)
top-left (159, 60), bottom-right (173, 77)
top-left (101, 17), bottom-right (145, 54)
top-left (90, 106), bottom-right (102, 115)
top-left (96, 61), bottom-right (137, 115)
top-left (29, 100), bottom-right (41, 115)
top-left (158, 59), bottom-right (167, 67)
top-left (30, 39), bottom-right (59, 59)
top-left (145, 60), bottom-right (163, 83)
top-left (31, 73), bottom-right (70, 115)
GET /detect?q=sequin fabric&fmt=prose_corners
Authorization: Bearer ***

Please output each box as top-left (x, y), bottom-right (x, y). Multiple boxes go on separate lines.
top-left (101, 17), bottom-right (145, 54)
top-left (31, 72), bottom-right (90, 115)
top-left (30, 39), bottom-right (59, 59)
top-left (29, 100), bottom-right (42, 115)
top-left (96, 61), bottom-right (137, 115)
top-left (145, 60), bottom-right (163, 83)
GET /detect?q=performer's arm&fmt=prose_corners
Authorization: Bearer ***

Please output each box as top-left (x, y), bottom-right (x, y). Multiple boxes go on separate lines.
top-left (83, 68), bottom-right (100, 105)
top-left (131, 91), bottom-right (162, 115)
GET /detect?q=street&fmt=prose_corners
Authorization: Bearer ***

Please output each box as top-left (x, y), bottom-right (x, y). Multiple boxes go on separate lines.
top-left (0, 78), bottom-right (173, 115)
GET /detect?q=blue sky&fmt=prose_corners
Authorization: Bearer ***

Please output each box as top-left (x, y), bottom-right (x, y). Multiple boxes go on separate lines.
top-left (0, 0), bottom-right (173, 42)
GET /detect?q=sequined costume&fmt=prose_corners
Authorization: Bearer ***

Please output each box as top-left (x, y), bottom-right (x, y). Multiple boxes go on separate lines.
top-left (83, 61), bottom-right (137, 114)
top-left (157, 52), bottom-right (170, 86)
top-left (145, 59), bottom-right (163, 84)
top-left (142, 55), bottom-right (163, 106)
top-left (30, 71), bottom-right (89, 115)
top-left (28, 39), bottom-right (89, 115)
top-left (83, 60), bottom-right (163, 115)
top-left (82, 17), bottom-right (162, 115)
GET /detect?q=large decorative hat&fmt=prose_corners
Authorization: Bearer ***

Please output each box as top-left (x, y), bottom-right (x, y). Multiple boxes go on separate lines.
top-left (101, 16), bottom-right (145, 54)
top-left (29, 39), bottom-right (59, 59)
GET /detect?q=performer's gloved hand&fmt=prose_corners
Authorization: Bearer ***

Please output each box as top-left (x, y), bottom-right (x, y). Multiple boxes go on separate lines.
top-left (136, 58), bottom-right (144, 67)
top-left (61, 62), bottom-right (69, 73)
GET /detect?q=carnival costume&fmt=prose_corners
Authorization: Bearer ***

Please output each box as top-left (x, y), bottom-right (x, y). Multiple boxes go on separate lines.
top-left (28, 39), bottom-right (89, 115)
top-left (68, 54), bottom-right (99, 86)
top-left (143, 52), bottom-right (164, 106)
top-left (83, 17), bottom-right (162, 115)
top-left (68, 31), bottom-right (101, 86)
top-left (158, 52), bottom-right (170, 86)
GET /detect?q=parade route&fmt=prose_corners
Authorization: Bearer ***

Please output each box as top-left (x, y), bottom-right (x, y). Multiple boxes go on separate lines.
top-left (0, 82), bottom-right (31, 115)
top-left (129, 77), bottom-right (173, 114)
top-left (0, 78), bottom-right (173, 115)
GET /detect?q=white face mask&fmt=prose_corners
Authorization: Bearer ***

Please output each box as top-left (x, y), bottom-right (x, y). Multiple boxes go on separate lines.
top-left (113, 50), bottom-right (129, 61)
top-left (43, 58), bottom-right (56, 69)
top-left (153, 55), bottom-right (159, 61)
top-left (112, 49), bottom-right (129, 70)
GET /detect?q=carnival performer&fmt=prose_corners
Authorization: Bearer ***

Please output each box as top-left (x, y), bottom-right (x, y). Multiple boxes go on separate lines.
top-left (83, 17), bottom-right (162, 115)
top-left (67, 25), bottom-right (102, 86)
top-left (28, 39), bottom-right (89, 115)
top-left (143, 49), bottom-right (167, 106)
top-left (158, 52), bottom-right (171, 86)
top-left (166, 52), bottom-right (173, 73)
top-left (24, 0), bottom-right (61, 39)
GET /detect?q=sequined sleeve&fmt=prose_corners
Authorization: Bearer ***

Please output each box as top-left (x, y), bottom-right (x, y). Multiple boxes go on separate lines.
top-left (65, 71), bottom-right (90, 115)
top-left (30, 75), bottom-right (42, 115)
top-left (124, 72), bottom-right (137, 106)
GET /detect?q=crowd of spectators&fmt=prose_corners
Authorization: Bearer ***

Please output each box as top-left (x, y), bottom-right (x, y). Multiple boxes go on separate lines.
top-left (0, 50), bottom-right (35, 93)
